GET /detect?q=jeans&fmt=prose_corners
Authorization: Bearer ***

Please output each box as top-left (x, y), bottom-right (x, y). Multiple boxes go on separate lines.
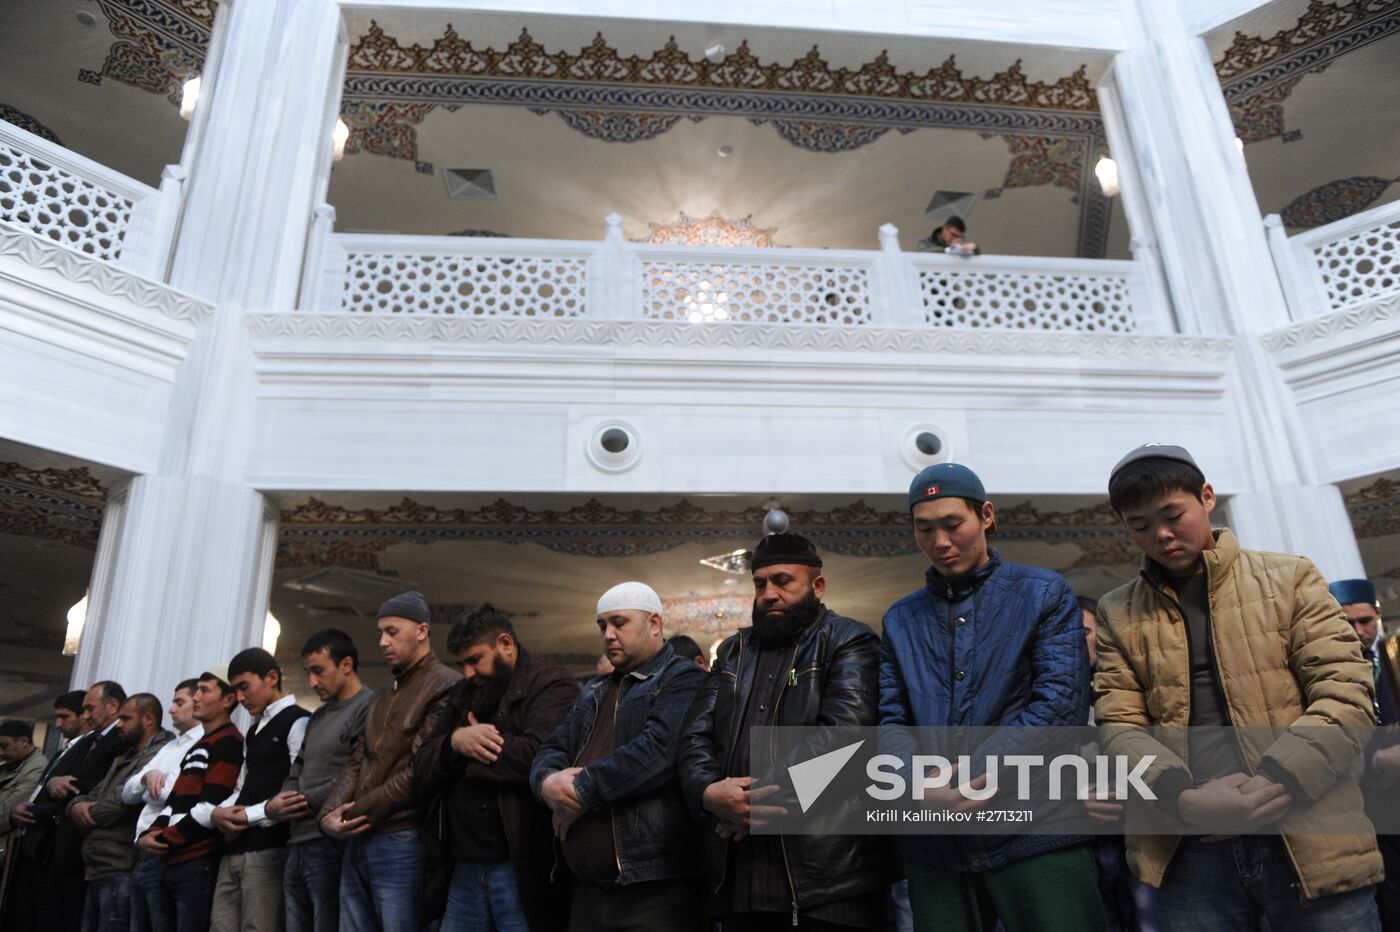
top-left (285, 838), bottom-right (344, 932)
top-left (162, 856), bottom-right (218, 932)
top-left (441, 860), bottom-right (528, 932)
top-left (1157, 836), bottom-right (1380, 932)
top-left (569, 877), bottom-right (704, 932)
top-left (81, 873), bottom-right (131, 932)
top-left (131, 853), bottom-right (173, 932)
top-left (340, 830), bottom-right (423, 932)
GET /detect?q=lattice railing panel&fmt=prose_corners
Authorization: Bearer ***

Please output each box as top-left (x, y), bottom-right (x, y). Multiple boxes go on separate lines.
top-left (918, 268), bottom-right (1135, 332)
top-left (341, 252), bottom-right (589, 316)
top-left (0, 142), bottom-right (136, 262)
top-left (640, 260), bottom-right (872, 325)
top-left (1309, 219), bottom-right (1400, 311)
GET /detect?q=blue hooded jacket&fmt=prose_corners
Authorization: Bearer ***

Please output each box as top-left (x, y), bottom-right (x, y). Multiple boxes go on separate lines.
top-left (879, 549), bottom-right (1090, 871)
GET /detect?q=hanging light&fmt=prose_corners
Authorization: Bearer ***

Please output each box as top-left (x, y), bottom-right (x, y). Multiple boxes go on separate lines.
top-left (179, 74), bottom-right (202, 121)
top-left (262, 612), bottom-right (281, 655)
top-left (332, 118), bottom-right (350, 162)
top-left (1094, 155), bottom-right (1120, 197)
top-left (63, 593), bottom-right (88, 657)
top-left (1234, 136), bottom-right (1245, 155)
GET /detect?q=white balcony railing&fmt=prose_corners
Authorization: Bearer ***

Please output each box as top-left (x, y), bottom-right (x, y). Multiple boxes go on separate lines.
top-left (0, 120), bottom-right (183, 281)
top-left (1266, 199), bottom-right (1400, 322)
top-left (301, 210), bottom-right (1175, 334)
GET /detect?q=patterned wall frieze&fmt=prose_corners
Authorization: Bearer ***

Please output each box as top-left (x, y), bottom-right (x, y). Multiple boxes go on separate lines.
top-left (346, 26), bottom-right (1098, 111)
top-left (1260, 292), bottom-right (1400, 356)
top-left (1346, 475), bottom-right (1400, 538)
top-left (0, 461), bottom-right (107, 549)
top-left (1217, 0), bottom-right (1400, 144)
top-left (0, 223), bottom-right (215, 324)
top-left (276, 495), bottom-right (1140, 572)
top-left (247, 312), bottom-right (1234, 361)
top-left (641, 211), bottom-right (778, 247)
top-left (1280, 175), bottom-right (1399, 229)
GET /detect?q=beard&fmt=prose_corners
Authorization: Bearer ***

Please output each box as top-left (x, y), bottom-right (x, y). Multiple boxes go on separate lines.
top-left (470, 653), bottom-right (513, 721)
top-left (752, 588), bottom-right (823, 647)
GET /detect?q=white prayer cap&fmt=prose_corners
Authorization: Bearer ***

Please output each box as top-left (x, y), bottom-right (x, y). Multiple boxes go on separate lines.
top-left (596, 581), bottom-right (663, 618)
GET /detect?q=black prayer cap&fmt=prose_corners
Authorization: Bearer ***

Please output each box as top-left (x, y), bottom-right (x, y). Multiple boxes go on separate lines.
top-left (750, 533), bottom-right (824, 571)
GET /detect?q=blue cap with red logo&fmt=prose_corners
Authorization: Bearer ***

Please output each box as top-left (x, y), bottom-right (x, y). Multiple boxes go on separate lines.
top-left (908, 463), bottom-right (987, 512)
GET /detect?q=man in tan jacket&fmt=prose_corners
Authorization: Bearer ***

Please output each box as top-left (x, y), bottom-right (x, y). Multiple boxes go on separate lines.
top-left (320, 591), bottom-right (458, 932)
top-left (1094, 443), bottom-right (1381, 931)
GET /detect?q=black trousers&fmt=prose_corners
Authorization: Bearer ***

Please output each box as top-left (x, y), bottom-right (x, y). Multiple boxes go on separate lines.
top-left (569, 876), bottom-right (704, 932)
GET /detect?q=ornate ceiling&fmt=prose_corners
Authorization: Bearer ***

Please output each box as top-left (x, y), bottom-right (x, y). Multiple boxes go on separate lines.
top-left (4, 1), bottom-right (1393, 255)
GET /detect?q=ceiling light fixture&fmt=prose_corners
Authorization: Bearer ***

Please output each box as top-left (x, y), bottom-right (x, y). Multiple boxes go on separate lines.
top-left (179, 74), bottom-right (201, 120)
top-left (716, 145), bottom-right (734, 158)
top-left (1234, 136), bottom-right (1245, 155)
top-left (332, 118), bottom-right (350, 162)
top-left (75, 10), bottom-right (98, 27)
top-left (704, 43), bottom-right (726, 63)
top-left (1094, 155), bottom-right (1120, 197)
top-left (700, 548), bottom-right (751, 575)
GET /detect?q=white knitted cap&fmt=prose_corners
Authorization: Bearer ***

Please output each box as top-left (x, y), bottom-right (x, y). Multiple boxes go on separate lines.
top-left (596, 581), bottom-right (663, 618)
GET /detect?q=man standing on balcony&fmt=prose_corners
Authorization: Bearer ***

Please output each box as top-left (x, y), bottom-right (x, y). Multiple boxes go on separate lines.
top-left (532, 581), bottom-right (707, 931)
top-left (680, 533), bottom-right (894, 931)
top-left (320, 591), bottom-right (458, 932)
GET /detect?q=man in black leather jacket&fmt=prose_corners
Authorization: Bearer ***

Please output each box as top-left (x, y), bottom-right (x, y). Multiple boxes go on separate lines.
top-left (680, 534), bottom-right (894, 931)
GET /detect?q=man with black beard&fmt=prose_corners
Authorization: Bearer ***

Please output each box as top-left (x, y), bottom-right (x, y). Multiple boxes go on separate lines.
top-left (415, 604), bottom-right (579, 931)
top-left (680, 534), bottom-right (893, 931)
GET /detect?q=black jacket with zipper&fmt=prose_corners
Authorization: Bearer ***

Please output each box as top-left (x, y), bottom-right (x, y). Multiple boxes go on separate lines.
top-left (678, 606), bottom-right (896, 914)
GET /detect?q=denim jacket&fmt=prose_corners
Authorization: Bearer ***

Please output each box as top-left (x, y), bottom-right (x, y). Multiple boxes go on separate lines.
top-left (531, 642), bottom-right (706, 884)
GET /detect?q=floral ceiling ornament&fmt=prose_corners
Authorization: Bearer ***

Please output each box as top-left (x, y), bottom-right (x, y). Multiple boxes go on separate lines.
top-left (0, 461), bottom-right (107, 549)
top-left (642, 211), bottom-right (779, 248)
top-left (1215, 0), bottom-right (1400, 143)
top-left (1001, 134), bottom-right (1084, 195)
top-left (1345, 475), bottom-right (1400, 538)
top-left (1280, 175), bottom-right (1399, 228)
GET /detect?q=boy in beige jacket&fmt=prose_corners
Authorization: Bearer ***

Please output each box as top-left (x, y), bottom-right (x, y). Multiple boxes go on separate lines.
top-left (1094, 443), bottom-right (1381, 931)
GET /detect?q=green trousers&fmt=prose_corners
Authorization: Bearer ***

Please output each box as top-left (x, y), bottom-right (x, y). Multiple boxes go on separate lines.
top-left (905, 844), bottom-right (1108, 932)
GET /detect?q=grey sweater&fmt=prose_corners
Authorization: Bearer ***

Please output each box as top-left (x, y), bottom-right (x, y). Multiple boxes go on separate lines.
top-left (283, 687), bottom-right (372, 844)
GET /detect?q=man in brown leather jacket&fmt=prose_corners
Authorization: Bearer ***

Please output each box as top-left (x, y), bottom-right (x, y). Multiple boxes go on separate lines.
top-left (320, 591), bottom-right (458, 932)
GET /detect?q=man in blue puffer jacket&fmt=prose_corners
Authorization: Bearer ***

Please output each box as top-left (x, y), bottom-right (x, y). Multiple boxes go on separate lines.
top-left (879, 462), bottom-right (1106, 932)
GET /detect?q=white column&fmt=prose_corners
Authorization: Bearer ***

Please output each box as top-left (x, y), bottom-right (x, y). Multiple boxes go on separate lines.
top-left (1101, 0), bottom-right (1290, 337)
top-left (71, 0), bottom-right (346, 693)
top-left (1099, 0), bottom-right (1365, 572)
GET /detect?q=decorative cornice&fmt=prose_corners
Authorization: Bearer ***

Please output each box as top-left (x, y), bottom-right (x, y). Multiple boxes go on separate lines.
top-left (276, 495), bottom-right (1135, 570)
top-left (1214, 0), bottom-right (1398, 81)
top-left (1345, 474), bottom-right (1400, 539)
top-left (247, 313), bottom-right (1234, 361)
top-left (0, 223), bottom-right (214, 324)
top-left (0, 461), bottom-right (107, 549)
top-left (1259, 293), bottom-right (1400, 355)
top-left (347, 25), bottom-right (1098, 112)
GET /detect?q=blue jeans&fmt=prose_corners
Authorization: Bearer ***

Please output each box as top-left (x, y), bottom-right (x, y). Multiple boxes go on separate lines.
top-left (1157, 836), bottom-right (1380, 931)
top-left (340, 829), bottom-right (423, 932)
top-left (162, 856), bottom-right (218, 932)
top-left (130, 853), bottom-right (173, 932)
top-left (82, 873), bottom-right (131, 932)
top-left (442, 860), bottom-right (528, 932)
top-left (286, 838), bottom-right (344, 932)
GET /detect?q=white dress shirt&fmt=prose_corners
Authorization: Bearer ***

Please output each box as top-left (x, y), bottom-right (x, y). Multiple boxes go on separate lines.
top-left (124, 724), bottom-right (204, 837)
top-left (200, 695), bottom-right (308, 829)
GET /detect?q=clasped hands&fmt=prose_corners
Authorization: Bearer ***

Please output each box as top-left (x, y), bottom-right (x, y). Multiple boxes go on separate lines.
top-left (702, 776), bottom-right (788, 843)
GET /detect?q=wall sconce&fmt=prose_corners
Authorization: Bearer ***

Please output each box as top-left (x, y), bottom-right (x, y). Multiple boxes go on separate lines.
top-left (179, 74), bottom-right (201, 121)
top-left (1094, 155), bottom-right (1120, 197)
top-left (332, 119), bottom-right (350, 162)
